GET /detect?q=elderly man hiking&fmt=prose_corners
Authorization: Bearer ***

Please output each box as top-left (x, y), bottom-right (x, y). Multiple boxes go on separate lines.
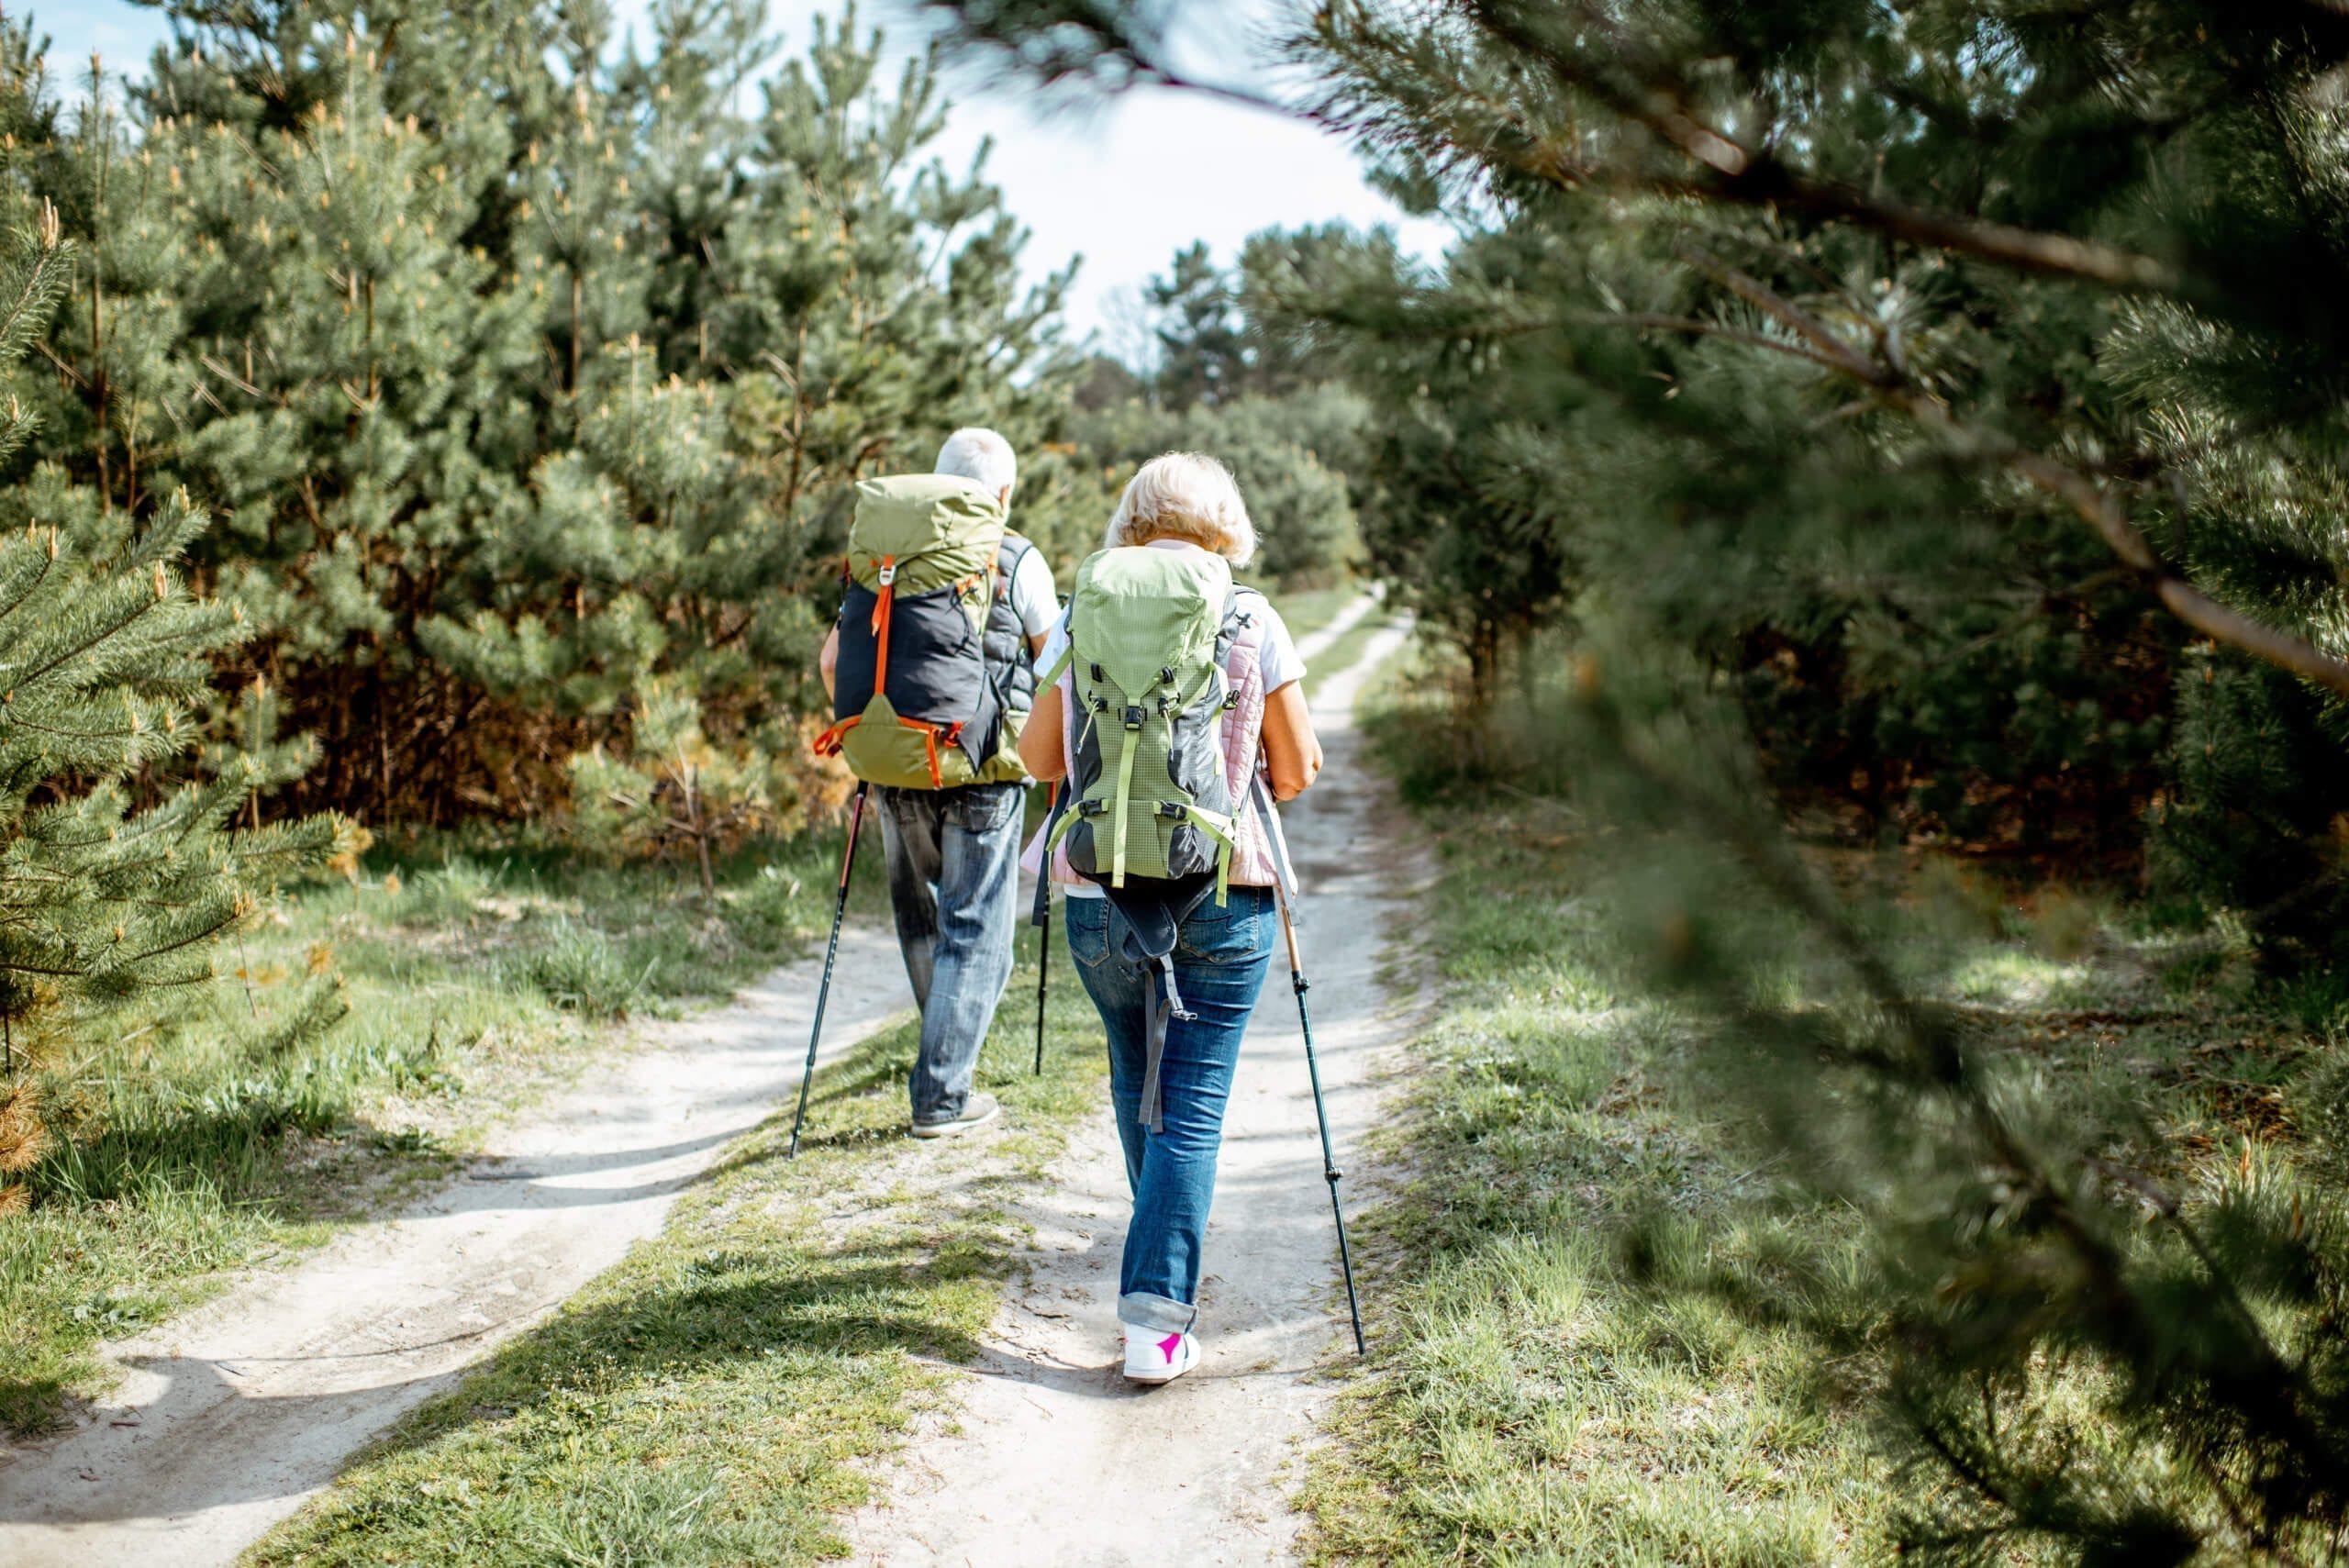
top-left (817, 428), bottom-right (1056, 1138)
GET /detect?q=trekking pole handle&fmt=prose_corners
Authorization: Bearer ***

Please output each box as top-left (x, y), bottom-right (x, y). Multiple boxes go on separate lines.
top-left (1278, 892), bottom-right (1304, 977)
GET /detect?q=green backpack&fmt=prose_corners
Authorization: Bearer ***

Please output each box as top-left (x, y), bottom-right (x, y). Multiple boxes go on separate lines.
top-left (1037, 545), bottom-right (1244, 1131)
top-left (1041, 545), bottom-right (1242, 897)
top-left (815, 475), bottom-right (1029, 790)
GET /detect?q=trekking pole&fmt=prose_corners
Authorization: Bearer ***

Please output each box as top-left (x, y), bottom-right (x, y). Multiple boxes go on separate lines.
top-left (788, 781), bottom-right (870, 1161)
top-left (1032, 779), bottom-right (1062, 1076)
top-left (1033, 890), bottom-right (1051, 1076)
top-left (1276, 891), bottom-right (1367, 1356)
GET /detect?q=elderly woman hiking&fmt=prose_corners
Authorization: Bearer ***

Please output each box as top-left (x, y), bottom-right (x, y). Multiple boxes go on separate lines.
top-left (1019, 452), bottom-right (1323, 1385)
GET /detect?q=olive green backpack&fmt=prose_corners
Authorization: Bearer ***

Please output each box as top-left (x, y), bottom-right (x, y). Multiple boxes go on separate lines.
top-left (814, 474), bottom-right (1030, 789)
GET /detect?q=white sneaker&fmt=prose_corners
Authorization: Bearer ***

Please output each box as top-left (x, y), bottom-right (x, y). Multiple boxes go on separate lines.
top-left (910, 1092), bottom-right (1000, 1140)
top-left (1122, 1326), bottom-right (1200, 1385)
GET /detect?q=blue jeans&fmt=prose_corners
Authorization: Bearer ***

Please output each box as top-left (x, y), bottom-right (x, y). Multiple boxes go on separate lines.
top-left (1065, 887), bottom-right (1276, 1334)
top-left (875, 783), bottom-right (1024, 1122)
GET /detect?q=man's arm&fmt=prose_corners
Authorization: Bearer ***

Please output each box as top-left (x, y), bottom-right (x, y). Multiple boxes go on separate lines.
top-left (1010, 545), bottom-right (1058, 663)
top-left (818, 626), bottom-right (840, 703)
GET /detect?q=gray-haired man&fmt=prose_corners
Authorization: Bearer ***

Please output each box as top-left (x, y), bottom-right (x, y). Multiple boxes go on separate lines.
top-left (819, 428), bottom-right (1057, 1137)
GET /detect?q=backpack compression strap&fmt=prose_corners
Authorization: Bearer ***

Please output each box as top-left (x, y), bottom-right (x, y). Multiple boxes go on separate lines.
top-left (869, 555), bottom-right (897, 693)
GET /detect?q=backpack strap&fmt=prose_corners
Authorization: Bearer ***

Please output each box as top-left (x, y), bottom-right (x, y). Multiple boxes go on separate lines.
top-left (1179, 802), bottom-right (1236, 906)
top-left (1249, 772), bottom-right (1299, 912)
top-left (869, 554), bottom-right (898, 696)
top-left (1109, 694), bottom-right (1141, 886)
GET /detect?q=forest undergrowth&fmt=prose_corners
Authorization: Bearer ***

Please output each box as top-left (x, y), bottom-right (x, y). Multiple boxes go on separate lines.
top-left (1301, 657), bottom-right (2348, 1565)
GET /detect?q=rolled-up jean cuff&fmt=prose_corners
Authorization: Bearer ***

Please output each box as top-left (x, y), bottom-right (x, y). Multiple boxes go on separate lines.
top-left (1118, 1291), bottom-right (1197, 1334)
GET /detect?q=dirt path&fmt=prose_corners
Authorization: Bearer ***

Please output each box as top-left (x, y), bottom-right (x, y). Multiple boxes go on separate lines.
top-left (1295, 584), bottom-right (1383, 660)
top-left (838, 602), bottom-right (1425, 1567)
top-left (0, 929), bottom-right (918, 1563)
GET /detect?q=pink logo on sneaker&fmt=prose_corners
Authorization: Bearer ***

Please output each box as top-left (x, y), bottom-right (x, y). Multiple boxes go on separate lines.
top-left (1157, 1332), bottom-right (1184, 1362)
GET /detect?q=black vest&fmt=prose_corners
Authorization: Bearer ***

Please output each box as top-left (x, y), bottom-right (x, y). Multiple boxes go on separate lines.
top-left (986, 532), bottom-right (1040, 716)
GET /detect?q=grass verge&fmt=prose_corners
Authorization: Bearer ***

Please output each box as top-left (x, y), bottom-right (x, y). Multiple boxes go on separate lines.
top-left (1302, 685), bottom-right (2337, 1564)
top-left (1, 830), bottom-right (852, 1436)
top-left (1299, 801), bottom-right (1880, 1565)
top-left (1305, 605), bottom-right (1399, 701)
top-left (1267, 584), bottom-right (1361, 649)
top-left (244, 920), bottom-right (1105, 1566)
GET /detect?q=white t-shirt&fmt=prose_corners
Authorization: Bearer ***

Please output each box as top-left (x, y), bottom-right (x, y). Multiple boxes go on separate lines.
top-left (1035, 541), bottom-right (1305, 898)
top-left (1005, 539), bottom-right (1059, 641)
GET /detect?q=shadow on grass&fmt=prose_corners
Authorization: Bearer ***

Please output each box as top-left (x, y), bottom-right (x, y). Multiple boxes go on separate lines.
top-left (230, 995), bottom-right (1094, 1564)
top-left (21, 1240), bottom-right (978, 1530)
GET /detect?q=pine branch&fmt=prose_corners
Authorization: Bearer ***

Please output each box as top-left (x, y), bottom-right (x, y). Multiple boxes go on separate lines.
top-left (1664, 249), bottom-right (2349, 699)
top-left (1576, 679), bottom-right (2335, 1535)
top-left (1462, 1), bottom-right (2184, 295)
top-left (0, 217), bottom-right (72, 372)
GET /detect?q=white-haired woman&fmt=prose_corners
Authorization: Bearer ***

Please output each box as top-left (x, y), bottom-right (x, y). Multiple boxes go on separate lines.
top-left (1019, 452), bottom-right (1323, 1385)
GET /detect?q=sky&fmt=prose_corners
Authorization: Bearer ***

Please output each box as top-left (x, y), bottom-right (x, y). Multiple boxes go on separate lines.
top-left (28, 0), bottom-right (1450, 349)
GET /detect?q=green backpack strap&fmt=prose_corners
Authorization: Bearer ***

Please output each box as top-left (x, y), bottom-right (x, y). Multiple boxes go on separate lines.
top-left (1179, 803), bottom-right (1236, 906)
top-left (1037, 638), bottom-right (1075, 694)
top-left (1110, 695), bottom-right (1142, 887)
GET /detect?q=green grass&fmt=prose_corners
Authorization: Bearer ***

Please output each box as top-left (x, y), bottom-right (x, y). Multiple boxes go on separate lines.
top-left (1, 828), bottom-right (853, 1436)
top-left (244, 924), bottom-right (1106, 1566)
top-left (1304, 604), bottom-right (1399, 699)
top-left (1301, 696), bottom-right (2341, 1564)
top-left (1298, 806), bottom-right (1881, 1565)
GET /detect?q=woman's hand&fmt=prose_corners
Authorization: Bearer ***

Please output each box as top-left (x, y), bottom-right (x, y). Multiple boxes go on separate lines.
top-left (1261, 681), bottom-right (1321, 801)
top-left (1019, 684), bottom-right (1069, 783)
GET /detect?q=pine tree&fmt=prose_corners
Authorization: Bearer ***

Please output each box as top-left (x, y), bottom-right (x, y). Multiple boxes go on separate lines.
top-left (0, 199), bottom-right (351, 1211)
top-left (1066, 386), bottom-right (1360, 587)
top-left (1069, 231), bottom-right (1386, 587)
top-left (567, 677), bottom-right (775, 902)
top-left (15, 1), bottom-right (1080, 832)
top-left (1146, 239), bottom-right (1242, 410)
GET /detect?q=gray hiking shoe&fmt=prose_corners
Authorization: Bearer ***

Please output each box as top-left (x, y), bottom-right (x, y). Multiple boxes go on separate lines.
top-left (911, 1092), bottom-right (1000, 1140)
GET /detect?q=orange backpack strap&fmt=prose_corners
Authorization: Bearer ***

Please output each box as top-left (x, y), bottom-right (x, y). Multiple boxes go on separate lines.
top-left (868, 555), bottom-right (897, 696)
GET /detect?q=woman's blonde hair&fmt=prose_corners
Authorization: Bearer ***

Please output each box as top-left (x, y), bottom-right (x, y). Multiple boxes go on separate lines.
top-left (1105, 452), bottom-right (1257, 568)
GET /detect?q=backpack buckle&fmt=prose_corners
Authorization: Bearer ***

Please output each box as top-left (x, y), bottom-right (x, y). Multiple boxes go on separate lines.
top-left (1121, 705), bottom-right (1146, 730)
top-left (876, 562), bottom-right (896, 587)
top-left (1155, 801), bottom-right (1186, 821)
top-left (1222, 689), bottom-right (1241, 710)
top-left (1159, 665), bottom-right (1174, 684)
top-left (1077, 798), bottom-right (1108, 818)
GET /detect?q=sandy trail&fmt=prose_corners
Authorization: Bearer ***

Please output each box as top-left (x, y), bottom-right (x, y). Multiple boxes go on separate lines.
top-left (839, 599), bottom-right (1424, 1568)
top-left (0, 917), bottom-right (918, 1563)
